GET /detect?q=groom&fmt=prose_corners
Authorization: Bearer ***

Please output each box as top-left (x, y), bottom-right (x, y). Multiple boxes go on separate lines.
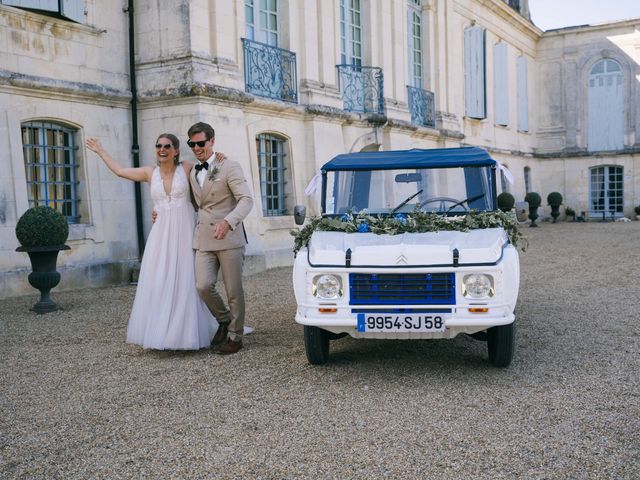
top-left (187, 122), bottom-right (254, 354)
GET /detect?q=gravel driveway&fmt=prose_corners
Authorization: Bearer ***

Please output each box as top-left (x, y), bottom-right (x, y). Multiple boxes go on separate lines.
top-left (1, 221), bottom-right (639, 479)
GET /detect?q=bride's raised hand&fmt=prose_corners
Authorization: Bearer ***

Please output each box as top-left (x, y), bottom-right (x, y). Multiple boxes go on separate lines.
top-left (86, 138), bottom-right (105, 154)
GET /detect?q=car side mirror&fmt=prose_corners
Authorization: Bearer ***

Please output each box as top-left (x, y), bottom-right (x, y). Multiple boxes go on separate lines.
top-left (293, 205), bottom-right (306, 225)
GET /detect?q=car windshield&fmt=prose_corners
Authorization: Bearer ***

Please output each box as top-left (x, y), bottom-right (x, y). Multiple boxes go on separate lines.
top-left (324, 166), bottom-right (495, 215)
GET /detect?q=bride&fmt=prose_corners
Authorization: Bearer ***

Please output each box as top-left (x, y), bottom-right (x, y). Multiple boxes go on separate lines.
top-left (86, 134), bottom-right (217, 350)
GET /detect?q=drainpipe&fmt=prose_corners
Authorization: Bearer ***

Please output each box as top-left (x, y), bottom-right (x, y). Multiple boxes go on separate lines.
top-left (125, 0), bottom-right (145, 259)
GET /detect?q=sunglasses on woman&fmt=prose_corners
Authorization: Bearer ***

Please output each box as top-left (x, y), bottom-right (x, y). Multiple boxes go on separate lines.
top-left (155, 143), bottom-right (173, 149)
top-left (187, 140), bottom-right (208, 148)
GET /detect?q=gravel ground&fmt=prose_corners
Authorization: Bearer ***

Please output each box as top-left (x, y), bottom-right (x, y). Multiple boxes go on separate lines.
top-left (1, 221), bottom-right (639, 479)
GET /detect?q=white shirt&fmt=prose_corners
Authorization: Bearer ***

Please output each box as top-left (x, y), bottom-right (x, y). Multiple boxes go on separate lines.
top-left (196, 151), bottom-right (216, 188)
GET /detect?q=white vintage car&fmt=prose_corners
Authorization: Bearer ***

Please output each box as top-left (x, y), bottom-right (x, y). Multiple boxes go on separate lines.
top-left (293, 147), bottom-right (520, 367)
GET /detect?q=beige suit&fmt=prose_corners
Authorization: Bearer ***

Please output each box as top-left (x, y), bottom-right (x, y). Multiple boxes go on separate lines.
top-left (190, 153), bottom-right (253, 341)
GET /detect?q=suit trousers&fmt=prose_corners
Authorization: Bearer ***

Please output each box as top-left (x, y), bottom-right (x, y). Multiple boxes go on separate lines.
top-left (195, 247), bottom-right (246, 341)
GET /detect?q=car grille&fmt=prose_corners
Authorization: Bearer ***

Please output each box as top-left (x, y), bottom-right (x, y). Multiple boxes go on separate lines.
top-left (349, 272), bottom-right (455, 305)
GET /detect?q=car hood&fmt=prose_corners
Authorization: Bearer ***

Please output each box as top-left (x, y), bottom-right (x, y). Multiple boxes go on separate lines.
top-left (307, 228), bottom-right (508, 266)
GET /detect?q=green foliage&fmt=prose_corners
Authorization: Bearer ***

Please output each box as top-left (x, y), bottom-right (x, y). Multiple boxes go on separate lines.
top-left (291, 210), bottom-right (526, 255)
top-left (547, 192), bottom-right (563, 207)
top-left (635, 205), bottom-right (640, 215)
top-left (15, 206), bottom-right (69, 247)
top-left (497, 192), bottom-right (515, 211)
top-left (565, 207), bottom-right (575, 217)
top-left (524, 192), bottom-right (541, 208)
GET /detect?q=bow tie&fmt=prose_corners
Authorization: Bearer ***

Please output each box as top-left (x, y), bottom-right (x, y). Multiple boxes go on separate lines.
top-left (194, 162), bottom-right (209, 171)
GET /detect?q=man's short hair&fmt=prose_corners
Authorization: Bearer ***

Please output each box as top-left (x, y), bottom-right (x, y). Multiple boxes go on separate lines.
top-left (188, 122), bottom-right (215, 141)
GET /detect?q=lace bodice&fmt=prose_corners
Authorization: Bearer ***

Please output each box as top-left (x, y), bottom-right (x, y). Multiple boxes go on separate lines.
top-left (150, 166), bottom-right (190, 208)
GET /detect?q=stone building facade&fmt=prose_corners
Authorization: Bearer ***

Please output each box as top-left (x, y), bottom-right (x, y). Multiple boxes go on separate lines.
top-left (1, 0), bottom-right (639, 298)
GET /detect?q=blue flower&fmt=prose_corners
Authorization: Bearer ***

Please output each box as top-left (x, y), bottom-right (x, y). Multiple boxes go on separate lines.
top-left (339, 214), bottom-right (350, 222)
top-left (358, 223), bottom-right (370, 233)
top-left (394, 213), bottom-right (407, 224)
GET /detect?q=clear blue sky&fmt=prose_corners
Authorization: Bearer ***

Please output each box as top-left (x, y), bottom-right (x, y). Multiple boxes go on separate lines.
top-left (529, 0), bottom-right (640, 31)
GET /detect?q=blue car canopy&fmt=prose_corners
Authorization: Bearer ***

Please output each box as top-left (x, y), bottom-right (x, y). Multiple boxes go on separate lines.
top-left (321, 146), bottom-right (497, 171)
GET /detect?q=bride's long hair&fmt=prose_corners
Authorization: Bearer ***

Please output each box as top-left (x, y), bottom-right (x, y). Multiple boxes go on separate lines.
top-left (156, 133), bottom-right (180, 166)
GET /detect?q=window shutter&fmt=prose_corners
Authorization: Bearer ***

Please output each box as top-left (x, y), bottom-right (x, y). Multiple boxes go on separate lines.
top-left (61, 0), bottom-right (85, 23)
top-left (2, 0), bottom-right (58, 10)
top-left (464, 26), bottom-right (486, 119)
top-left (493, 43), bottom-right (509, 126)
top-left (517, 55), bottom-right (529, 132)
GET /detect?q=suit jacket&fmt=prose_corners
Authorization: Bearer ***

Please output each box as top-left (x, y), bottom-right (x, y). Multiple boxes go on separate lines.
top-left (190, 153), bottom-right (254, 251)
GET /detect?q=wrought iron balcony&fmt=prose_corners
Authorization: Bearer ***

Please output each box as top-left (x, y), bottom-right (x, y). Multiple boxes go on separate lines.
top-left (242, 38), bottom-right (298, 103)
top-left (336, 64), bottom-right (385, 114)
top-left (407, 86), bottom-right (435, 128)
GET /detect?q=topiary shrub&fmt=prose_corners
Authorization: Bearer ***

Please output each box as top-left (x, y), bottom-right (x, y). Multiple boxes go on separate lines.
top-left (635, 205), bottom-right (640, 216)
top-left (524, 192), bottom-right (541, 208)
top-left (15, 206), bottom-right (69, 247)
top-left (547, 192), bottom-right (563, 207)
top-left (497, 192), bottom-right (515, 212)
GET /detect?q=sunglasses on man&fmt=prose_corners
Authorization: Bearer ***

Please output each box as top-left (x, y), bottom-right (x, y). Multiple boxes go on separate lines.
top-left (187, 140), bottom-right (209, 148)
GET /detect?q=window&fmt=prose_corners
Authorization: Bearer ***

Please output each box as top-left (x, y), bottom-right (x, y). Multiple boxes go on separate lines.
top-left (407, 0), bottom-right (423, 88)
top-left (340, 0), bottom-right (362, 67)
top-left (494, 43), bottom-right (509, 126)
top-left (245, 0), bottom-right (279, 46)
top-left (1, 0), bottom-right (85, 23)
top-left (587, 59), bottom-right (624, 152)
top-left (464, 25), bottom-right (486, 119)
top-left (517, 55), bottom-right (529, 132)
top-left (524, 166), bottom-right (531, 194)
top-left (256, 133), bottom-right (291, 216)
top-left (21, 121), bottom-right (81, 223)
top-left (589, 166), bottom-right (623, 214)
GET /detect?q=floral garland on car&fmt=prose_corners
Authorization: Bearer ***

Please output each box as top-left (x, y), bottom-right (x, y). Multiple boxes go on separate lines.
top-left (291, 210), bottom-right (525, 255)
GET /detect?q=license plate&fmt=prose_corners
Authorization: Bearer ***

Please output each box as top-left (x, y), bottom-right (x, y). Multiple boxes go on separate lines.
top-left (357, 313), bottom-right (447, 333)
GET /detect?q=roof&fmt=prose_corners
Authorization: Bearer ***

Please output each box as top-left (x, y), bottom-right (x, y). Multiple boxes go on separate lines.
top-left (321, 146), bottom-right (496, 171)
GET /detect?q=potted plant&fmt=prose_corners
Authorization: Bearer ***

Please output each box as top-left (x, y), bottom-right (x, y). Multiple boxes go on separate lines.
top-left (497, 192), bottom-right (515, 213)
top-left (635, 205), bottom-right (640, 220)
top-left (565, 206), bottom-right (576, 222)
top-left (547, 192), bottom-right (563, 223)
top-left (524, 192), bottom-right (541, 227)
top-left (15, 206), bottom-right (70, 313)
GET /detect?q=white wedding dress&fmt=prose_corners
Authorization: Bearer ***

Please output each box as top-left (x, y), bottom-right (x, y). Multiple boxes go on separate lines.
top-left (126, 166), bottom-right (217, 350)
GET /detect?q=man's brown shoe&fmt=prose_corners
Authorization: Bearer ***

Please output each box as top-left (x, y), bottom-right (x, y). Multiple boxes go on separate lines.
top-left (215, 338), bottom-right (243, 355)
top-left (212, 323), bottom-right (229, 346)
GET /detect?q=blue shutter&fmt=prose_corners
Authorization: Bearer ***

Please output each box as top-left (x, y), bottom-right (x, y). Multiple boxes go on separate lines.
top-left (61, 0), bottom-right (84, 23)
top-left (494, 43), bottom-right (509, 126)
top-left (2, 0), bottom-right (58, 9)
top-left (517, 55), bottom-right (529, 132)
top-left (464, 26), bottom-right (486, 119)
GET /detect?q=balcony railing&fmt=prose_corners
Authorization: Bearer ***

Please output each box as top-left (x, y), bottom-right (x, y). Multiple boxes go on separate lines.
top-left (336, 64), bottom-right (385, 114)
top-left (407, 86), bottom-right (435, 128)
top-left (242, 38), bottom-right (298, 103)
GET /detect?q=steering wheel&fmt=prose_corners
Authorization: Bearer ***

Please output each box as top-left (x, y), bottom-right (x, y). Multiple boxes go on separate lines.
top-left (418, 196), bottom-right (468, 213)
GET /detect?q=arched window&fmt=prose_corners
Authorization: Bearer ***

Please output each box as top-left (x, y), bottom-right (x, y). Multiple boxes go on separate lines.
top-left (256, 133), bottom-right (292, 216)
top-left (587, 59), bottom-right (624, 152)
top-left (500, 164), bottom-right (510, 193)
top-left (524, 166), bottom-right (531, 194)
top-left (20, 121), bottom-right (81, 223)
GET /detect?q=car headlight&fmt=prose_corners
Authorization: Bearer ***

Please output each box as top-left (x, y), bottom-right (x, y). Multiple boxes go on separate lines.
top-left (312, 274), bottom-right (343, 300)
top-left (462, 274), bottom-right (495, 299)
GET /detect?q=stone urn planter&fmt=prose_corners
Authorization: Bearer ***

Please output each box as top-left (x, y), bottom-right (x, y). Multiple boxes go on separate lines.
top-left (524, 192), bottom-right (541, 227)
top-left (15, 206), bottom-right (70, 313)
top-left (547, 192), bottom-right (563, 223)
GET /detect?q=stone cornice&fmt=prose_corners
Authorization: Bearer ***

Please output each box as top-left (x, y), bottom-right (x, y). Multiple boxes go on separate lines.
top-left (0, 69), bottom-right (130, 104)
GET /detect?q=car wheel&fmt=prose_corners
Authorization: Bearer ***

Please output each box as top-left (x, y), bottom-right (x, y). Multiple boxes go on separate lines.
top-left (487, 322), bottom-right (515, 367)
top-left (304, 326), bottom-right (330, 365)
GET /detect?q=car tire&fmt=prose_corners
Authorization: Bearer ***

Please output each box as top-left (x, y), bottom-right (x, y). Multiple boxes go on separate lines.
top-left (304, 326), bottom-right (330, 365)
top-left (487, 322), bottom-right (515, 367)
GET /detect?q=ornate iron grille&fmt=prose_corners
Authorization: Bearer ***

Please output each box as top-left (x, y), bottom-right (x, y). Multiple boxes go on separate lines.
top-left (349, 273), bottom-right (455, 305)
top-left (21, 121), bottom-right (80, 223)
top-left (242, 38), bottom-right (298, 103)
top-left (407, 86), bottom-right (435, 128)
top-left (336, 64), bottom-right (385, 114)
